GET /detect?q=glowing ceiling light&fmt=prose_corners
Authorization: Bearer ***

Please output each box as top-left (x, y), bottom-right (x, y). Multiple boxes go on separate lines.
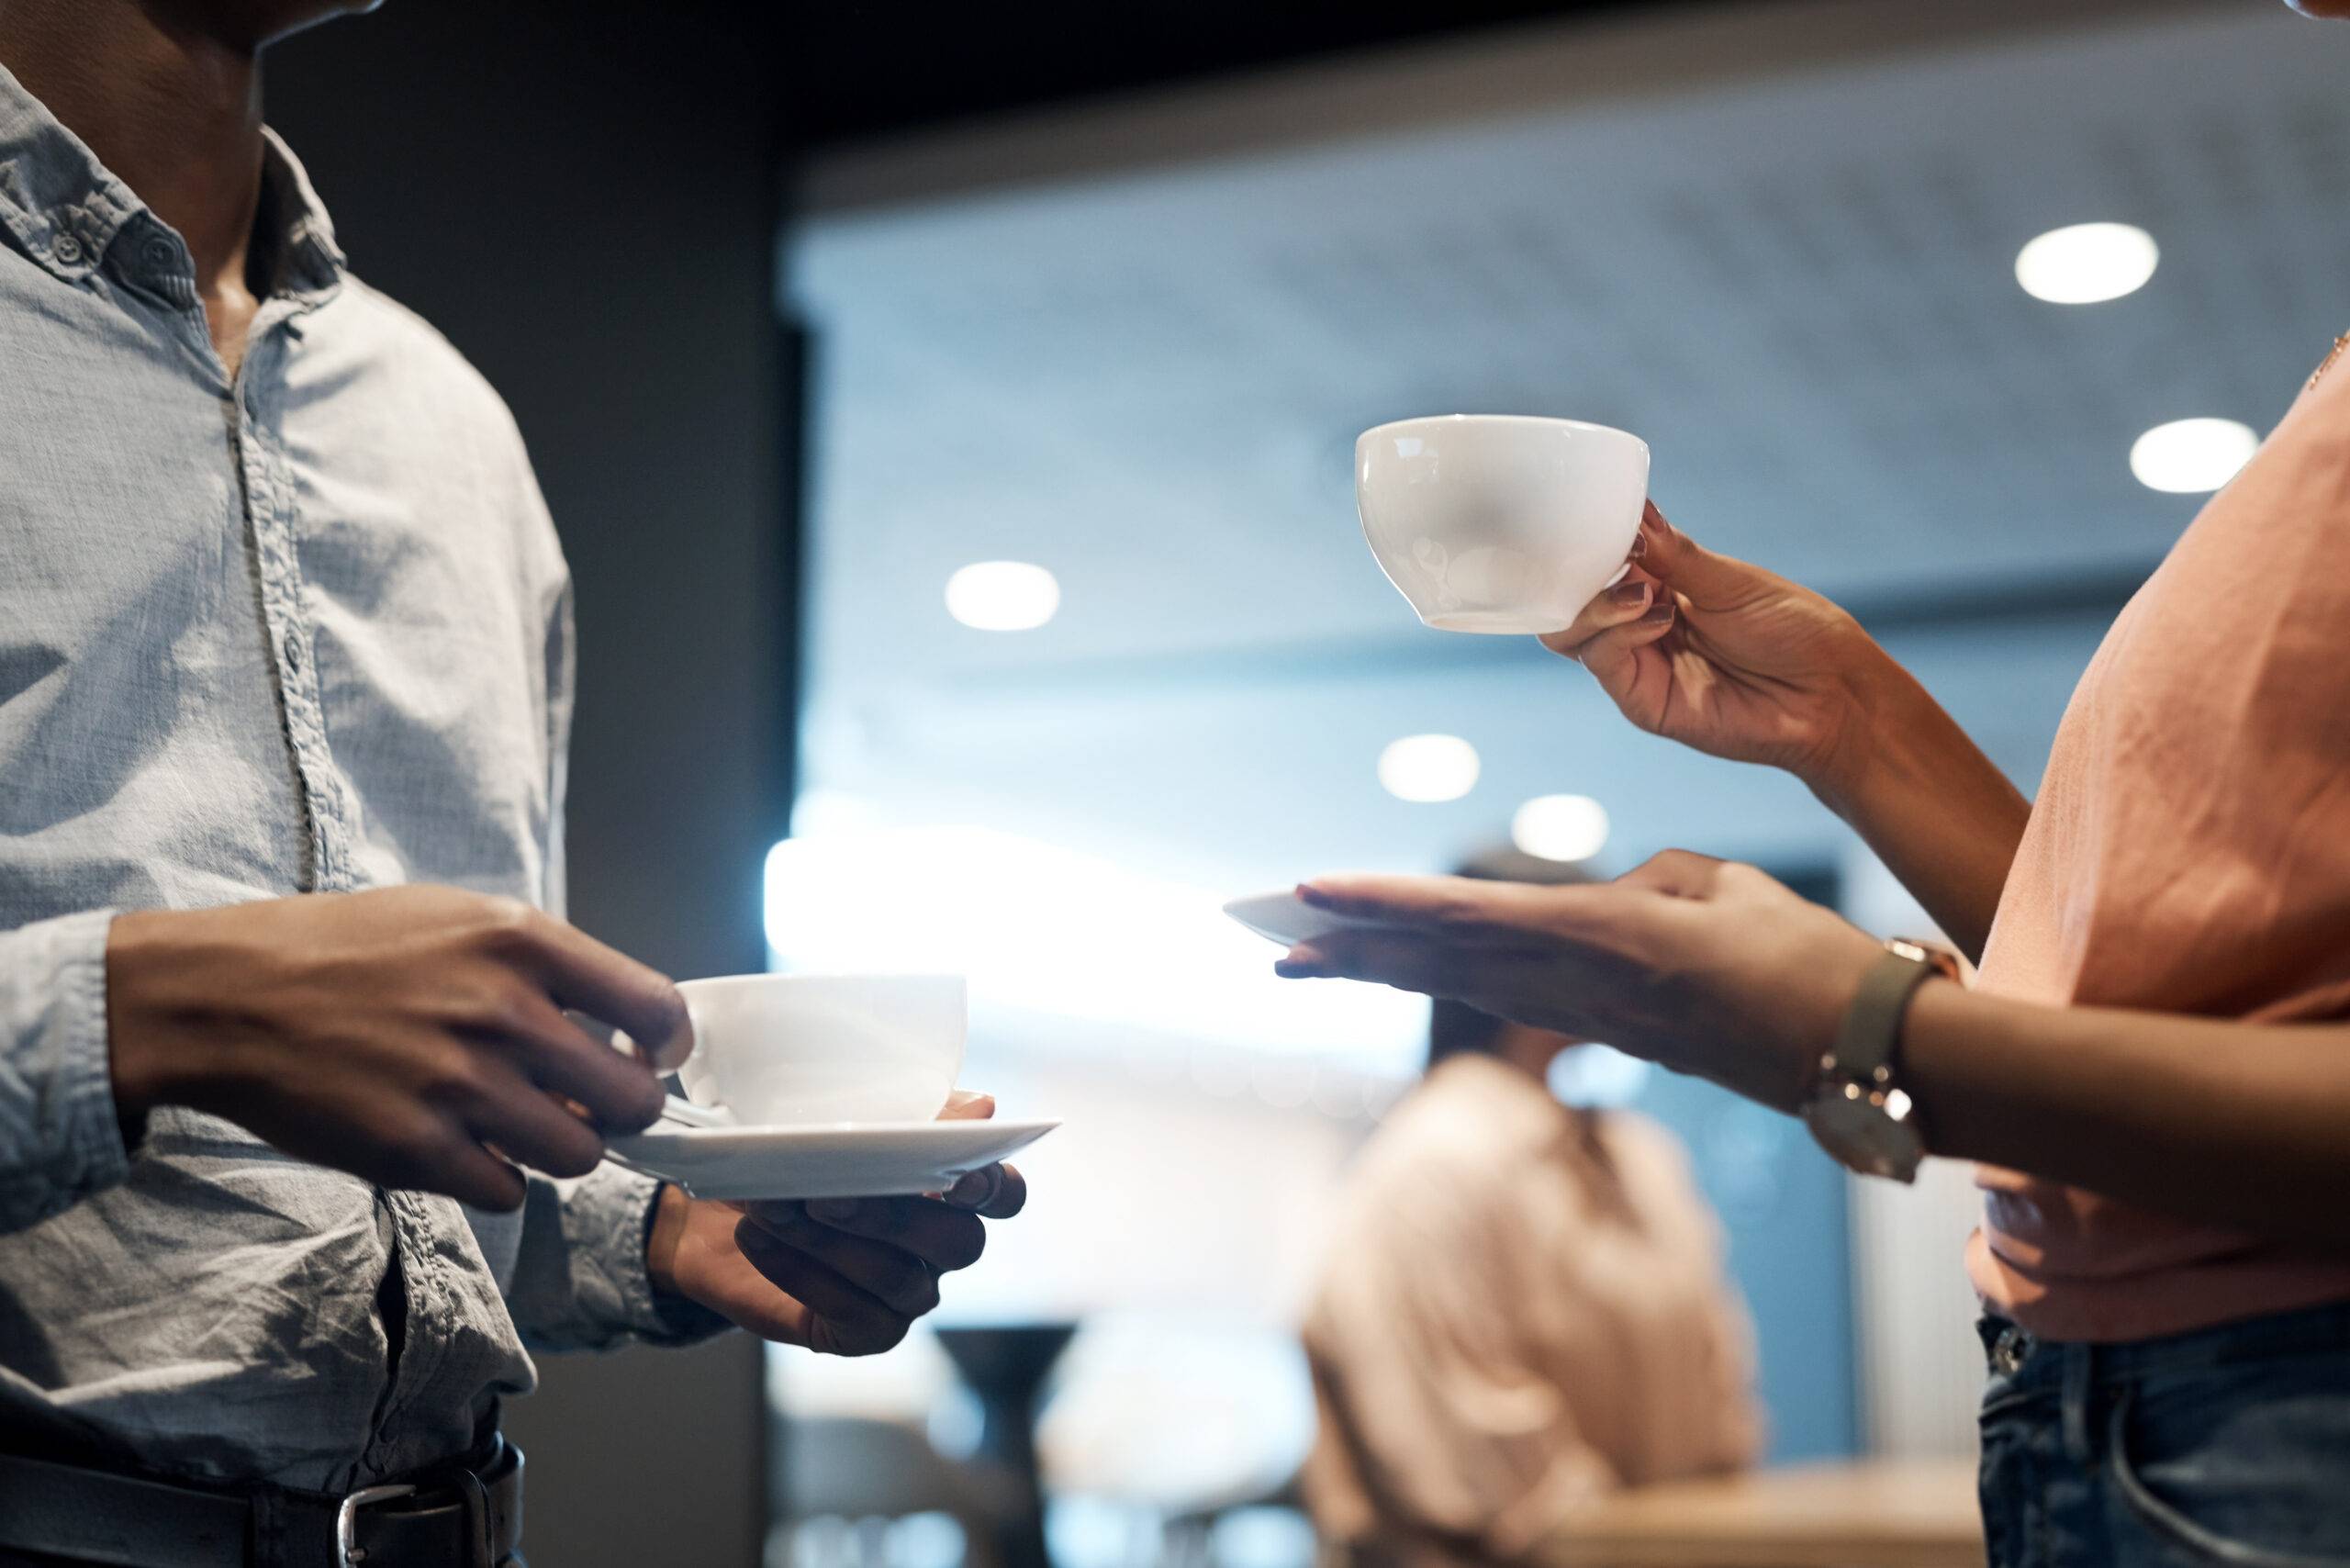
top-left (1377, 734), bottom-right (1480, 803)
top-left (945, 561), bottom-right (1059, 631)
top-left (1511, 793), bottom-right (1610, 862)
top-left (2129, 417), bottom-right (2257, 494)
top-left (2014, 222), bottom-right (2158, 305)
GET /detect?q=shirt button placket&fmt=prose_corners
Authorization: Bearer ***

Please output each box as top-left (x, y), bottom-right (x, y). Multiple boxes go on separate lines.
top-left (237, 338), bottom-right (348, 893)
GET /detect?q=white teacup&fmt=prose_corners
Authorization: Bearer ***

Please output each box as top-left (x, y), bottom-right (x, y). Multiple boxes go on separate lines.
top-left (655, 974), bottom-right (967, 1128)
top-left (1356, 414), bottom-right (1651, 634)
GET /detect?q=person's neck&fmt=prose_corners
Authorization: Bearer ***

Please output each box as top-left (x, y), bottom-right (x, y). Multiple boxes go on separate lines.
top-left (1497, 1041), bottom-right (1561, 1083)
top-left (0, 1), bottom-right (265, 299)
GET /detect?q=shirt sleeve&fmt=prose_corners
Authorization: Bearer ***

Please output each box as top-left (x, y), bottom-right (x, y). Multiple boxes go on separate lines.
top-left (538, 566), bottom-right (573, 927)
top-left (504, 533), bottom-right (727, 1351)
top-left (504, 1163), bottom-right (731, 1351)
top-left (0, 908), bottom-right (132, 1234)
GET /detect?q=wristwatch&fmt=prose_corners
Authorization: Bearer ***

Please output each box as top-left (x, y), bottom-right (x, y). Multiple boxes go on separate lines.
top-left (1801, 937), bottom-right (1959, 1182)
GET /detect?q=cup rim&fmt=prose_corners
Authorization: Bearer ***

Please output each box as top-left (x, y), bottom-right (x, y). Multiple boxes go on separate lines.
top-left (1354, 412), bottom-right (1650, 455)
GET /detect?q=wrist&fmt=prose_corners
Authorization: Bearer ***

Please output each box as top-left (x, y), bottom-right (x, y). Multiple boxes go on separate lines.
top-left (644, 1181), bottom-right (691, 1297)
top-left (1804, 655), bottom-right (1961, 817)
top-left (1888, 975), bottom-right (1975, 1158)
top-left (1800, 939), bottom-right (1955, 1182)
top-left (104, 908), bottom-right (220, 1127)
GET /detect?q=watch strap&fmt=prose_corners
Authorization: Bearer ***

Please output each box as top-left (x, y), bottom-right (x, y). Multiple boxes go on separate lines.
top-left (1829, 946), bottom-right (1942, 1085)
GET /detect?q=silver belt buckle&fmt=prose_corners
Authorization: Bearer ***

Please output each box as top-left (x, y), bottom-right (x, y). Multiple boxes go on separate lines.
top-left (334, 1482), bottom-right (417, 1566)
top-left (1988, 1323), bottom-right (2032, 1376)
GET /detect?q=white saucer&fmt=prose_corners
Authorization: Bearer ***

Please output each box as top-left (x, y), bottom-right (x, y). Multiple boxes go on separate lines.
top-left (1223, 890), bottom-right (1393, 948)
top-left (604, 1118), bottom-right (1059, 1201)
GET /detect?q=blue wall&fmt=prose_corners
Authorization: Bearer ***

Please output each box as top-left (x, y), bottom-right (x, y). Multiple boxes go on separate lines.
top-left (1644, 1070), bottom-right (1857, 1461)
top-left (1622, 859), bottom-right (1857, 1462)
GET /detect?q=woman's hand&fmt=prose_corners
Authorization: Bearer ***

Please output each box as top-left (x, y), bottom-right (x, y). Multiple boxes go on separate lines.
top-left (1544, 501), bottom-right (1893, 788)
top-left (1548, 501), bottom-right (2032, 961)
top-left (1274, 855), bottom-right (1885, 1113)
top-left (1276, 861), bottom-right (2350, 1249)
top-left (646, 1092), bottom-right (1028, 1355)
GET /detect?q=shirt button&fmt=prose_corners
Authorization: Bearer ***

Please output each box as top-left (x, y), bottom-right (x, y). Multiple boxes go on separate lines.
top-left (141, 236), bottom-right (175, 274)
top-left (285, 637), bottom-right (304, 674)
top-left (51, 232), bottom-right (83, 265)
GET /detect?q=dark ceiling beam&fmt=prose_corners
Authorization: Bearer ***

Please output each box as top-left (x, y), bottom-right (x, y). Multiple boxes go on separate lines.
top-left (790, 0), bottom-right (2231, 209)
top-left (781, 0), bottom-right (1684, 150)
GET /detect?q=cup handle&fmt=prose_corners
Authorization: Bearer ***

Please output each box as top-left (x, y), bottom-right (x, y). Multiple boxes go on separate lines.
top-left (612, 998), bottom-right (723, 1126)
top-left (655, 1094), bottom-right (731, 1129)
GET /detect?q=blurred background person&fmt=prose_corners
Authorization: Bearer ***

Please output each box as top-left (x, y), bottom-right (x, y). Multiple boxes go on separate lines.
top-left (1302, 850), bottom-right (1762, 1568)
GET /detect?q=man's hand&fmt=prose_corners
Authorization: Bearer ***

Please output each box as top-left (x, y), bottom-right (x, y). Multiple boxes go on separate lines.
top-left (646, 1092), bottom-right (1029, 1355)
top-left (1274, 855), bottom-right (1885, 1113)
top-left (106, 886), bottom-right (689, 1210)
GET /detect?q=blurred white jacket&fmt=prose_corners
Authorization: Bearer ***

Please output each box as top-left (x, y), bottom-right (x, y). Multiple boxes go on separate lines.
top-left (1303, 1055), bottom-right (1762, 1565)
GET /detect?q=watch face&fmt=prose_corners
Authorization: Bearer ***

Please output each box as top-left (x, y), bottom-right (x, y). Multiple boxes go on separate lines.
top-left (1804, 1092), bottom-right (1927, 1182)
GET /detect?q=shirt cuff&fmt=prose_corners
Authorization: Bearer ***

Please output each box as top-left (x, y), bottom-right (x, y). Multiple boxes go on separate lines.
top-left (0, 908), bottom-right (131, 1233)
top-left (625, 1170), bottom-right (739, 1344)
top-left (511, 1164), bottom-right (731, 1350)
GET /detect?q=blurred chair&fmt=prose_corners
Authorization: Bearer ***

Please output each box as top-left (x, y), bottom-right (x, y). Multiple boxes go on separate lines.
top-left (1158, 1473), bottom-right (1313, 1568)
top-left (776, 1417), bottom-right (1007, 1568)
top-left (1032, 1318), bottom-right (1317, 1568)
top-left (1047, 1488), bottom-right (1315, 1568)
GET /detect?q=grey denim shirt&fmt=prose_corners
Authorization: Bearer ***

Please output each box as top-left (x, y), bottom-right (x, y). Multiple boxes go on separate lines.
top-left (0, 65), bottom-right (721, 1490)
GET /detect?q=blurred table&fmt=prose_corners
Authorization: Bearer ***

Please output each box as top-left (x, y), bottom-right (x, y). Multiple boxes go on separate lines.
top-left (935, 1324), bottom-right (1079, 1568)
top-left (1539, 1459), bottom-right (1982, 1568)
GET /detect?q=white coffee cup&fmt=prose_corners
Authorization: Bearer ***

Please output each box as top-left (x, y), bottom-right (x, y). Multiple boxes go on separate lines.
top-left (1356, 414), bottom-right (1651, 634)
top-left (655, 974), bottom-right (967, 1127)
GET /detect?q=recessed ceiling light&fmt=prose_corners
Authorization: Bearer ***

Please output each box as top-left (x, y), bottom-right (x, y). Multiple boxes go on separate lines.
top-left (945, 561), bottom-right (1059, 631)
top-left (1378, 734), bottom-right (1479, 803)
top-left (2129, 418), bottom-right (2257, 494)
top-left (2014, 222), bottom-right (2158, 305)
top-left (1511, 793), bottom-right (1610, 862)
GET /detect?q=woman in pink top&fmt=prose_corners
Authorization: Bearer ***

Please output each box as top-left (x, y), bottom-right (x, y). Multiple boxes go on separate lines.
top-left (1275, 7), bottom-right (2350, 1563)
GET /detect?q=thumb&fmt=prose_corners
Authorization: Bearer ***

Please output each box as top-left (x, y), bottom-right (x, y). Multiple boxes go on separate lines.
top-left (1639, 501), bottom-right (1758, 613)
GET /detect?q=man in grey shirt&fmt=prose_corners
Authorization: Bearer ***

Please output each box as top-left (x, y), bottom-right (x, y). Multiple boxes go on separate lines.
top-left (0, 2), bottom-right (1024, 1561)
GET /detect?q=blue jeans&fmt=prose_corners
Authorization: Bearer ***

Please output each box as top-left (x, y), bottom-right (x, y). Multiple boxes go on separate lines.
top-left (1977, 1303), bottom-right (2350, 1566)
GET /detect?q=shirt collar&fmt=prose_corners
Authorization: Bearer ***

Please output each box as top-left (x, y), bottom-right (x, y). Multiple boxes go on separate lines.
top-left (259, 125), bottom-right (345, 301)
top-left (0, 59), bottom-right (342, 303)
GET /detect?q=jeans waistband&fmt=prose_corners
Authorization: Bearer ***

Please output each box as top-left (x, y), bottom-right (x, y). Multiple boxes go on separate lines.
top-left (1981, 1297), bottom-right (2350, 1394)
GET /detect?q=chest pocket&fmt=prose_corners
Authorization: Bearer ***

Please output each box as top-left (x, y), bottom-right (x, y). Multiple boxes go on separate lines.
top-left (290, 470), bottom-right (552, 899)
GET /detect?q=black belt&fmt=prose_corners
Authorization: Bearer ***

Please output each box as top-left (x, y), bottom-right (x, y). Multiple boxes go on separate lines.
top-left (0, 1438), bottom-right (522, 1568)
